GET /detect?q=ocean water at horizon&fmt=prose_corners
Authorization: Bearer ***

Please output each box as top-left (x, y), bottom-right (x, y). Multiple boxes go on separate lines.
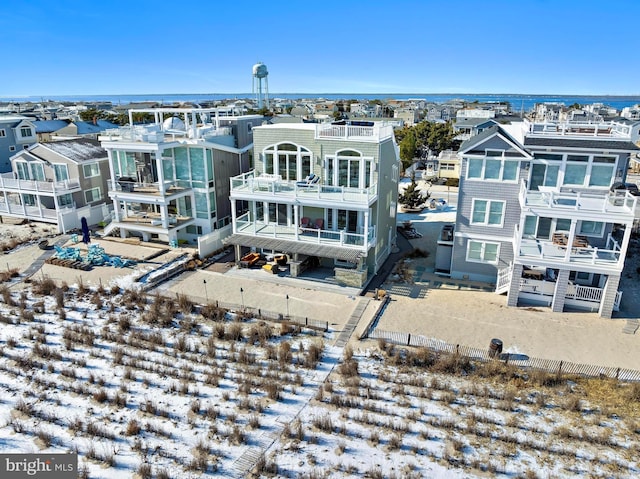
top-left (2, 93), bottom-right (640, 112)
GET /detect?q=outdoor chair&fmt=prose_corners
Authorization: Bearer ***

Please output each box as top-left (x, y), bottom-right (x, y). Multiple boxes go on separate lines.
top-left (300, 217), bottom-right (310, 228)
top-left (313, 218), bottom-right (324, 230)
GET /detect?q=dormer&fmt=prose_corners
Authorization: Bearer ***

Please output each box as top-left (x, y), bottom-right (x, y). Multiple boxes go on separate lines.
top-left (13, 119), bottom-right (36, 144)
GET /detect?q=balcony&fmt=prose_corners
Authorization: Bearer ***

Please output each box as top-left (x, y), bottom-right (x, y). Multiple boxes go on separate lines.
top-left (100, 124), bottom-right (233, 144)
top-left (0, 173), bottom-right (81, 195)
top-left (314, 122), bottom-right (394, 142)
top-left (107, 212), bottom-right (195, 235)
top-left (230, 171), bottom-right (377, 206)
top-left (519, 180), bottom-right (637, 218)
top-left (234, 212), bottom-right (375, 250)
top-left (109, 178), bottom-right (191, 200)
top-left (0, 199), bottom-right (65, 223)
top-left (527, 121), bottom-right (632, 138)
top-left (517, 233), bottom-right (623, 270)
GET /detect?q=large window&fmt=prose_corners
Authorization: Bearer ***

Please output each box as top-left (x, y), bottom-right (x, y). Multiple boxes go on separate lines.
top-left (467, 158), bottom-right (519, 181)
top-left (20, 127), bottom-right (33, 138)
top-left (471, 199), bottom-right (505, 226)
top-left (326, 150), bottom-right (373, 188)
top-left (83, 163), bottom-right (100, 178)
top-left (30, 163), bottom-right (45, 182)
top-left (589, 156), bottom-right (616, 187)
top-left (58, 193), bottom-right (73, 207)
top-left (579, 221), bottom-right (604, 236)
top-left (53, 164), bottom-right (69, 182)
top-left (466, 240), bottom-right (499, 264)
top-left (84, 187), bottom-right (102, 203)
top-left (263, 143), bottom-right (311, 181)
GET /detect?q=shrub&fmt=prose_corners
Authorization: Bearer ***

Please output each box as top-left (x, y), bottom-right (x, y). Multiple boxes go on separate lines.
top-left (126, 419), bottom-right (141, 436)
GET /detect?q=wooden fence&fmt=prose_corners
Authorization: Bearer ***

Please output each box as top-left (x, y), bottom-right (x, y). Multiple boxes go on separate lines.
top-left (196, 299), bottom-right (329, 332)
top-left (365, 328), bottom-right (640, 382)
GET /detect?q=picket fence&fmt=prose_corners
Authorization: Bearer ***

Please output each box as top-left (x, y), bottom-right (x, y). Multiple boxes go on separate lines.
top-left (365, 328), bottom-right (640, 382)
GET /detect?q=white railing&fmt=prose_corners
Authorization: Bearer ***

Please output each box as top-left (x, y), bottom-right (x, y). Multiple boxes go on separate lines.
top-left (496, 264), bottom-right (513, 292)
top-left (234, 213), bottom-right (370, 249)
top-left (315, 123), bottom-right (394, 141)
top-left (518, 238), bottom-right (622, 267)
top-left (518, 278), bottom-right (622, 311)
top-left (528, 121), bottom-right (632, 139)
top-left (0, 174), bottom-right (80, 194)
top-left (100, 124), bottom-right (232, 143)
top-left (519, 180), bottom-right (637, 215)
top-left (230, 171), bottom-right (377, 205)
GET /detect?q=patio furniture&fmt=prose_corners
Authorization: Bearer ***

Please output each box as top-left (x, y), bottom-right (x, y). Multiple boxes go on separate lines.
top-left (300, 217), bottom-right (310, 228)
top-left (296, 174), bottom-right (320, 188)
top-left (240, 252), bottom-right (261, 268)
top-left (313, 218), bottom-right (324, 229)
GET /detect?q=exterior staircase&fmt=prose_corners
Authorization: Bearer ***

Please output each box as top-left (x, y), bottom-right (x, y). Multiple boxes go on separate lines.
top-left (495, 264), bottom-right (513, 295)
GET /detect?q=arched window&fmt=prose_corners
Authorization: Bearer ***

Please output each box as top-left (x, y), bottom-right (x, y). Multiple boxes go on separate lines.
top-left (263, 143), bottom-right (312, 181)
top-left (325, 149), bottom-right (373, 188)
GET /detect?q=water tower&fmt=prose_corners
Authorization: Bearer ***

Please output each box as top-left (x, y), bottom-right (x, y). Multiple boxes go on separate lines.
top-left (252, 62), bottom-right (269, 110)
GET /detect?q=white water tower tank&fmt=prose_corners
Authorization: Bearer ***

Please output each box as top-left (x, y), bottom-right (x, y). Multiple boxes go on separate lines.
top-left (252, 62), bottom-right (269, 110)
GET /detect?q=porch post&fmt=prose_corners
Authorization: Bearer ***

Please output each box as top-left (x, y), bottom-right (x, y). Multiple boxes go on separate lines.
top-left (551, 269), bottom-right (570, 312)
top-left (231, 199), bottom-right (237, 234)
top-left (598, 274), bottom-right (620, 319)
top-left (293, 204), bottom-right (299, 241)
top-left (565, 220), bottom-right (578, 261)
top-left (506, 264), bottom-right (523, 307)
top-left (617, 223), bottom-right (633, 266)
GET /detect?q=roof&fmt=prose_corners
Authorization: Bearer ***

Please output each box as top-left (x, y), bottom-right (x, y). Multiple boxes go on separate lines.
top-left (75, 120), bottom-right (119, 135)
top-left (223, 234), bottom-right (364, 263)
top-left (33, 120), bottom-right (69, 133)
top-left (39, 138), bottom-right (107, 163)
top-left (523, 137), bottom-right (640, 151)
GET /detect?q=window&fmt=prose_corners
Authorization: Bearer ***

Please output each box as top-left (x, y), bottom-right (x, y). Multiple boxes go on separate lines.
top-left (84, 187), bottom-right (102, 203)
top-left (9, 146), bottom-right (15, 152)
top-left (58, 193), bottom-right (73, 207)
top-left (83, 163), bottom-right (100, 178)
top-left (53, 164), bottom-right (69, 182)
top-left (20, 127), bottom-right (32, 138)
top-left (392, 164), bottom-right (399, 182)
top-left (589, 156), bottom-right (616, 187)
top-left (563, 163), bottom-right (587, 185)
top-left (579, 221), bottom-right (603, 236)
top-left (263, 143), bottom-right (311, 180)
top-left (30, 163), bottom-right (45, 182)
top-left (471, 199), bottom-right (505, 226)
top-left (0, 129), bottom-right (5, 137)
top-left (467, 158), bottom-right (518, 181)
top-left (440, 162), bottom-right (455, 171)
top-left (390, 201), bottom-right (397, 218)
top-left (247, 122), bottom-right (253, 133)
top-left (466, 240), bottom-right (499, 264)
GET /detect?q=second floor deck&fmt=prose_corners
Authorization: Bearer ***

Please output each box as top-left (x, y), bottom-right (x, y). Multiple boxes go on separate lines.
top-left (230, 171), bottom-right (377, 206)
top-left (0, 173), bottom-right (81, 195)
top-left (234, 211), bottom-right (375, 251)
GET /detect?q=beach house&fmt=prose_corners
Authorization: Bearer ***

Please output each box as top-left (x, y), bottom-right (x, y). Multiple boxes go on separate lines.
top-left (445, 118), bottom-right (640, 318)
top-left (226, 120), bottom-right (401, 288)
top-left (98, 108), bottom-right (260, 245)
top-left (0, 138), bottom-right (111, 232)
top-left (0, 116), bottom-right (37, 173)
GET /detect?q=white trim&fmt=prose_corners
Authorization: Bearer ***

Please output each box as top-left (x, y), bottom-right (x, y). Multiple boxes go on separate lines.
top-left (466, 157), bottom-right (520, 182)
top-left (454, 231), bottom-right (510, 242)
top-left (83, 163), bottom-right (100, 178)
top-left (84, 186), bottom-right (102, 204)
top-left (465, 239), bottom-right (500, 264)
top-left (470, 198), bottom-right (505, 227)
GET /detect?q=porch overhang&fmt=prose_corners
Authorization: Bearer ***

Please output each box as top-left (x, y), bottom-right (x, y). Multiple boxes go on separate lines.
top-left (223, 233), bottom-right (365, 263)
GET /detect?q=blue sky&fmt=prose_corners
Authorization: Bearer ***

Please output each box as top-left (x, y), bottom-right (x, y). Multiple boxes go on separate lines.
top-left (2, 0), bottom-right (639, 96)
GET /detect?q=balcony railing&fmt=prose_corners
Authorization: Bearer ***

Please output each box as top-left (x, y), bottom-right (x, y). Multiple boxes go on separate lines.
top-left (527, 121), bottom-right (632, 138)
top-left (109, 178), bottom-right (191, 196)
top-left (100, 124), bottom-right (233, 143)
top-left (0, 200), bottom-right (64, 221)
top-left (315, 123), bottom-right (394, 142)
top-left (0, 173), bottom-right (81, 194)
top-left (517, 234), bottom-right (622, 268)
top-left (234, 211), bottom-right (374, 249)
top-left (230, 171), bottom-right (377, 205)
top-left (519, 180), bottom-right (637, 216)
top-left (518, 278), bottom-right (622, 311)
